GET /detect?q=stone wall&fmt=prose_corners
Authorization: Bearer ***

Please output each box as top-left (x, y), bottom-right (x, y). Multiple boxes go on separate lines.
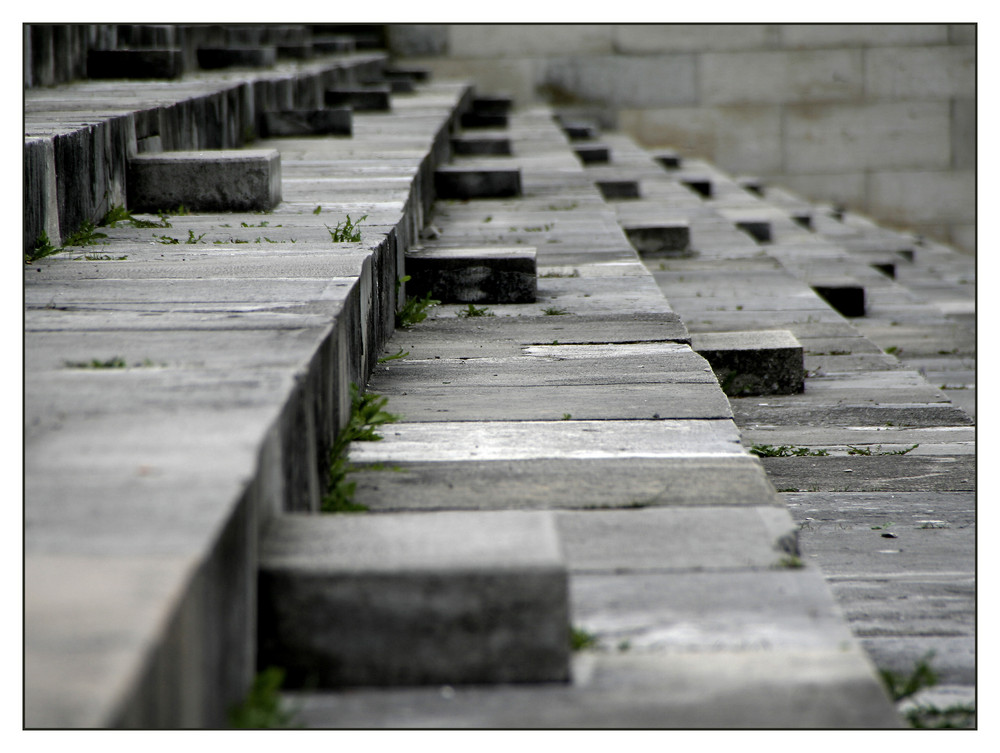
top-left (387, 24), bottom-right (976, 254)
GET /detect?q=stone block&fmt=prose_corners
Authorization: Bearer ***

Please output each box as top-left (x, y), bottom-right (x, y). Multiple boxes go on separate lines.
top-left (258, 512), bottom-right (570, 687)
top-left (386, 25), bottom-right (447, 56)
top-left (542, 55), bottom-right (698, 108)
top-left (324, 86), bottom-right (391, 111)
top-left (596, 180), bottom-right (640, 200)
top-left (692, 330), bottom-right (805, 396)
top-left (574, 145), bottom-right (610, 164)
top-left (276, 44), bottom-right (314, 60)
top-left (614, 24), bottom-right (775, 53)
top-left (655, 151), bottom-right (682, 169)
top-left (387, 78), bottom-right (415, 94)
top-left (681, 178), bottom-right (713, 198)
top-left (779, 24), bottom-right (948, 48)
top-left (434, 166), bottom-right (522, 199)
top-left (405, 247), bottom-right (536, 304)
top-left (811, 282), bottom-right (866, 317)
top-left (562, 122), bottom-right (598, 141)
top-left (864, 46), bottom-right (975, 100)
top-left (127, 149), bottom-right (282, 213)
top-left (623, 223), bottom-right (690, 256)
top-left (472, 94), bottom-right (513, 115)
top-left (258, 108), bottom-right (352, 137)
top-left (86, 49), bottom-right (183, 79)
top-left (23, 137), bottom-right (61, 253)
top-left (460, 112), bottom-right (508, 129)
top-left (449, 24), bottom-right (613, 58)
top-left (735, 220), bottom-right (772, 243)
top-left (312, 36), bottom-right (355, 54)
top-left (196, 46), bottom-right (276, 69)
top-left (385, 65), bottom-right (431, 82)
top-left (451, 135), bottom-right (512, 156)
top-left (700, 50), bottom-right (863, 105)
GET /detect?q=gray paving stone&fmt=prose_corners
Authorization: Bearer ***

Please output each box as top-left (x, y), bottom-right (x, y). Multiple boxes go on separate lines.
top-left (692, 330), bottom-right (804, 396)
top-left (756, 456), bottom-right (975, 492)
top-left (404, 246), bottom-right (537, 303)
top-left (352, 456), bottom-right (779, 512)
top-left (258, 511), bottom-right (570, 687)
top-left (127, 149), bottom-right (282, 212)
top-left (286, 649), bottom-right (900, 728)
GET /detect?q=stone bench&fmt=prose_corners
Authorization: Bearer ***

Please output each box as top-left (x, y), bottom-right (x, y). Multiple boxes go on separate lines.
top-left (127, 149), bottom-right (282, 213)
top-left (691, 330), bottom-right (805, 396)
top-left (258, 511), bottom-right (571, 687)
top-left (434, 166), bottom-right (522, 199)
top-left (623, 222), bottom-right (691, 256)
top-left (404, 246), bottom-right (537, 303)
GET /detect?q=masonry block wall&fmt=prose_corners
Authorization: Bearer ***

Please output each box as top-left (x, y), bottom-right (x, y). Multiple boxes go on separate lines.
top-left (387, 24), bottom-right (976, 254)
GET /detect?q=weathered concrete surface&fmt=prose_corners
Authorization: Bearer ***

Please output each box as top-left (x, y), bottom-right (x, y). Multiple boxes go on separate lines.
top-left (127, 149), bottom-right (283, 212)
top-left (259, 512), bottom-right (570, 686)
top-left (692, 329), bottom-right (804, 396)
top-left (353, 456), bottom-right (779, 511)
top-left (404, 246), bottom-right (537, 303)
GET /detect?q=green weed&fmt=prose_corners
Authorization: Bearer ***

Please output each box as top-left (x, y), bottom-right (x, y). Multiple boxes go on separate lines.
top-left (570, 627), bottom-right (599, 651)
top-left (63, 221), bottom-right (108, 247)
top-left (397, 293), bottom-right (439, 328)
top-left (880, 653), bottom-right (937, 703)
top-left (542, 306), bottom-right (569, 316)
top-left (313, 205), bottom-right (322, 214)
top-left (321, 385), bottom-right (400, 513)
top-left (750, 444), bottom-right (829, 458)
top-left (228, 667), bottom-right (298, 729)
top-left (25, 232), bottom-right (64, 263)
top-left (457, 303), bottom-right (494, 318)
top-left (378, 348), bottom-right (410, 364)
top-left (186, 230), bottom-right (206, 244)
top-left (155, 234), bottom-right (180, 245)
top-left (848, 444), bottom-right (919, 456)
top-left (905, 703), bottom-right (976, 729)
top-left (64, 356), bottom-right (127, 369)
top-left (326, 214), bottom-right (367, 243)
top-left (775, 555), bottom-right (805, 569)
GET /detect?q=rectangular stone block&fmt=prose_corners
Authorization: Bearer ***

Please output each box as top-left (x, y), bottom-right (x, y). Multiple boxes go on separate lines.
top-left (735, 220), bottom-right (772, 243)
top-left (563, 122), bottom-right (598, 141)
top-left (405, 247), bottom-right (537, 303)
top-left (700, 50), bottom-right (863, 105)
top-left (384, 65), bottom-right (431, 82)
top-left (451, 135), bottom-right (512, 156)
top-left (596, 180), bottom-right (640, 200)
top-left (460, 112), bottom-right (508, 129)
top-left (127, 149), bottom-right (282, 213)
top-left (86, 49), bottom-right (183, 79)
top-left (324, 86), bottom-right (391, 111)
top-left (811, 282), bottom-right (866, 317)
top-left (258, 108), bottom-right (352, 137)
top-left (472, 94), bottom-right (513, 115)
top-left (196, 46), bottom-right (276, 69)
top-left (655, 151), bottom-right (682, 169)
top-left (681, 178), bottom-right (713, 198)
top-left (574, 145), bottom-right (610, 164)
top-left (623, 223), bottom-right (690, 256)
top-left (691, 330), bottom-right (805, 396)
top-left (258, 512), bottom-right (570, 687)
top-left (434, 166), bottom-right (522, 199)
top-left (865, 46), bottom-right (974, 101)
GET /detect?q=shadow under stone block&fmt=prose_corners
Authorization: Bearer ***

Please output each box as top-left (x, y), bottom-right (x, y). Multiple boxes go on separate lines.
top-left (623, 223), bottom-right (691, 256)
top-left (792, 213), bottom-right (813, 230)
top-left (655, 151), bottom-right (682, 169)
top-left (258, 512), bottom-right (570, 688)
top-left (87, 49), bottom-right (183, 79)
top-left (471, 95), bottom-right (513, 115)
top-left (325, 86), bottom-right (391, 111)
top-left (385, 65), bottom-right (431, 82)
top-left (735, 220), bottom-right (772, 244)
top-left (435, 166), bottom-right (522, 199)
top-left (460, 112), bottom-right (508, 129)
top-left (405, 247), bottom-right (537, 303)
top-left (563, 123), bottom-right (598, 141)
top-left (692, 330), bottom-right (805, 396)
top-left (196, 46), bottom-right (276, 69)
top-left (574, 145), bottom-right (610, 164)
top-left (870, 261), bottom-right (896, 279)
top-left (258, 108), bottom-right (352, 137)
top-left (127, 149), bottom-right (282, 213)
top-left (811, 282), bottom-right (866, 318)
top-left (737, 177), bottom-right (764, 196)
top-left (681, 178), bottom-right (713, 199)
top-left (388, 78), bottom-right (415, 93)
top-left (596, 180), bottom-right (640, 200)
top-left (451, 135), bottom-right (512, 156)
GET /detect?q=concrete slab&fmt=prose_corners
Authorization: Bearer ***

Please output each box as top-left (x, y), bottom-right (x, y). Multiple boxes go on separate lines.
top-left (127, 149), bottom-right (282, 212)
top-left (732, 402), bottom-right (974, 428)
top-left (756, 456), bottom-right (975, 492)
top-left (352, 456), bottom-right (779, 512)
top-left (692, 329), bottom-right (804, 396)
top-left (286, 648), bottom-right (900, 728)
top-left (350, 419), bottom-right (745, 463)
top-left (258, 511), bottom-right (570, 686)
top-left (434, 166), bottom-right (522, 199)
top-left (404, 246), bottom-right (537, 303)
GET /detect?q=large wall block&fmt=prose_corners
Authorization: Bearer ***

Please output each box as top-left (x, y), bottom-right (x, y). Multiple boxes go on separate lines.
top-left (778, 24), bottom-right (949, 49)
top-left (541, 55), bottom-right (697, 108)
top-left (700, 50), bottom-right (864, 105)
top-left (869, 169), bottom-right (976, 227)
top-left (864, 46), bottom-right (975, 100)
top-left (784, 102), bottom-right (951, 173)
top-left (448, 24), bottom-right (613, 58)
top-left (613, 24), bottom-right (779, 54)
